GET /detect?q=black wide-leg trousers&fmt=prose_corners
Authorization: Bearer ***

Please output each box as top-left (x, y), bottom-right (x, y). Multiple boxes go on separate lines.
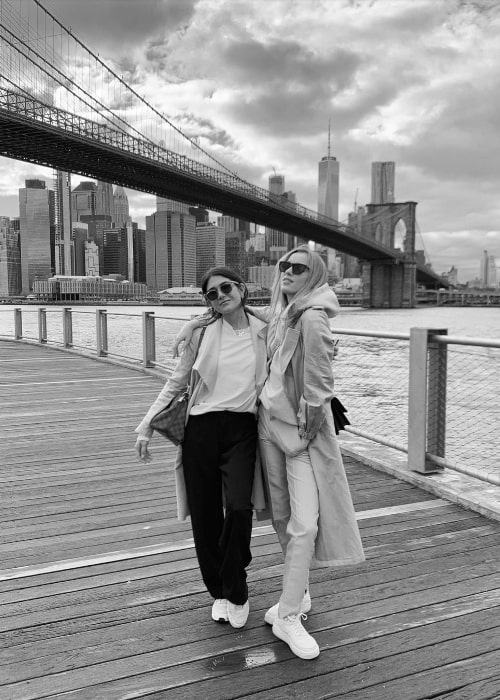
top-left (182, 411), bottom-right (257, 605)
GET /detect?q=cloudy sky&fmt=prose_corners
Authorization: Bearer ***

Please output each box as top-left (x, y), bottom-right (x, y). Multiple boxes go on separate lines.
top-left (1, 0), bottom-right (499, 282)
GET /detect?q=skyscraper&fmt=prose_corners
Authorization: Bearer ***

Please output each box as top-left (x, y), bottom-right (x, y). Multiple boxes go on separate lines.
top-left (114, 186), bottom-right (132, 227)
top-left (19, 179), bottom-right (54, 294)
top-left (371, 162), bottom-right (395, 204)
top-left (195, 222), bottom-right (225, 284)
top-left (317, 124), bottom-right (339, 221)
top-left (317, 123), bottom-right (340, 275)
top-left (96, 181), bottom-right (115, 221)
top-left (53, 170), bottom-right (72, 275)
top-left (145, 209), bottom-right (196, 290)
top-left (480, 250), bottom-right (497, 287)
top-left (0, 216), bottom-right (21, 296)
top-left (71, 181), bottom-right (97, 221)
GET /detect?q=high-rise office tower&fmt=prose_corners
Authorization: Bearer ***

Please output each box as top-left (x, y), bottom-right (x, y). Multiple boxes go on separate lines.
top-left (195, 223), bottom-right (225, 284)
top-left (156, 197), bottom-right (190, 214)
top-left (19, 179), bottom-right (55, 294)
top-left (318, 124), bottom-right (339, 221)
top-left (145, 209), bottom-right (196, 290)
top-left (132, 224), bottom-right (147, 284)
top-left (190, 206), bottom-right (210, 224)
top-left (371, 162), bottom-right (395, 204)
top-left (114, 186), bottom-right (132, 227)
top-left (266, 175), bottom-right (296, 262)
top-left (71, 181), bottom-right (97, 221)
top-left (480, 250), bottom-right (497, 287)
top-left (0, 216), bottom-right (21, 296)
top-left (96, 181), bottom-right (115, 221)
top-left (102, 227), bottom-right (129, 279)
top-left (53, 170), bottom-right (73, 275)
top-left (317, 123), bottom-right (340, 274)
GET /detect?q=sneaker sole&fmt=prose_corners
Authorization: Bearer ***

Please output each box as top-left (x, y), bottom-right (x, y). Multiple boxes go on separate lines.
top-left (212, 615), bottom-right (228, 623)
top-left (272, 625), bottom-right (320, 660)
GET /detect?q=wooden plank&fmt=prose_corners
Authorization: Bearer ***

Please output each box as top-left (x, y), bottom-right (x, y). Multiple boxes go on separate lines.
top-left (1, 341), bottom-right (500, 700)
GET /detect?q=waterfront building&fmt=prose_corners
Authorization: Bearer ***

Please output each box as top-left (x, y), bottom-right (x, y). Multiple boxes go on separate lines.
top-left (53, 170), bottom-right (73, 276)
top-left (248, 262), bottom-right (275, 290)
top-left (113, 186), bottom-right (132, 227)
top-left (19, 179), bottom-right (55, 294)
top-left (195, 222), bottom-right (225, 284)
top-left (480, 250), bottom-right (497, 287)
top-left (371, 162), bottom-right (395, 204)
top-left (145, 209), bottom-right (196, 290)
top-left (0, 216), bottom-right (21, 296)
top-left (32, 275), bottom-right (147, 301)
top-left (71, 181), bottom-right (97, 221)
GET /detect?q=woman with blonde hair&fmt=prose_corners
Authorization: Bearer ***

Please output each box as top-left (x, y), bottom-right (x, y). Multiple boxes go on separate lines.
top-left (172, 246), bottom-right (364, 657)
top-left (257, 244), bottom-right (364, 660)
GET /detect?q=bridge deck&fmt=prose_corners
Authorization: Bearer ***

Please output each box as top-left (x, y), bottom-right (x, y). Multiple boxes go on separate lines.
top-left (1, 341), bottom-right (499, 700)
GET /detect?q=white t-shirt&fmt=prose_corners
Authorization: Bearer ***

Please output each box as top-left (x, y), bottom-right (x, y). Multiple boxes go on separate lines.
top-left (190, 320), bottom-right (257, 415)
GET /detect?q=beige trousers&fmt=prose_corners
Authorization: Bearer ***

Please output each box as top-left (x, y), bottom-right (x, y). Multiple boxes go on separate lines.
top-left (258, 406), bottom-right (318, 618)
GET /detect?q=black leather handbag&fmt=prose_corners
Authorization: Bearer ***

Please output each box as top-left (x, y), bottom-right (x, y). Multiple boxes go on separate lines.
top-left (150, 326), bottom-right (206, 445)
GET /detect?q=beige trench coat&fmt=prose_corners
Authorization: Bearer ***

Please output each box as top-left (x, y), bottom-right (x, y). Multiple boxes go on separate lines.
top-left (271, 306), bottom-right (365, 567)
top-left (136, 315), bottom-right (269, 521)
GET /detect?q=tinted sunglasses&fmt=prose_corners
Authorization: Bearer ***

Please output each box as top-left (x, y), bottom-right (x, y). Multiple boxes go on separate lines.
top-left (279, 261), bottom-right (309, 275)
top-left (204, 281), bottom-right (238, 301)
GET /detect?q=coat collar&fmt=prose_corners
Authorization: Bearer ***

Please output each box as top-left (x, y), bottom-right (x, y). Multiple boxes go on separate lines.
top-left (192, 314), bottom-right (268, 393)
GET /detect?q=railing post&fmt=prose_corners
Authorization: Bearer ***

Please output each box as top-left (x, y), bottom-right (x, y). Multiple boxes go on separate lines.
top-left (142, 311), bottom-right (156, 367)
top-left (14, 308), bottom-right (22, 339)
top-left (62, 307), bottom-right (73, 348)
top-left (96, 309), bottom-right (108, 356)
top-left (38, 307), bottom-right (47, 343)
top-left (408, 327), bottom-right (447, 473)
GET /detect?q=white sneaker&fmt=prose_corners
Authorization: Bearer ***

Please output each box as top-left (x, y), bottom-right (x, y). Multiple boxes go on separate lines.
top-left (211, 598), bottom-right (228, 623)
top-left (227, 600), bottom-right (249, 628)
top-left (264, 591), bottom-right (312, 625)
top-left (272, 613), bottom-right (320, 659)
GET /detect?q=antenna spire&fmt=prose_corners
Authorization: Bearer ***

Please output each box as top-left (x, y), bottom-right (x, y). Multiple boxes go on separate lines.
top-left (327, 120), bottom-right (331, 158)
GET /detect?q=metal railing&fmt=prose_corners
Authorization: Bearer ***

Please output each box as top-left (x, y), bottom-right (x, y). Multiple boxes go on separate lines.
top-left (1, 306), bottom-right (499, 486)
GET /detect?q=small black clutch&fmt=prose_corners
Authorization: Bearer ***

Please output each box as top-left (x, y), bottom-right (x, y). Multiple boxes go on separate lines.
top-left (331, 396), bottom-right (350, 435)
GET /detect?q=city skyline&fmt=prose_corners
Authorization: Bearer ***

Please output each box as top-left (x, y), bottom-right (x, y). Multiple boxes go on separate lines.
top-left (0, 0), bottom-right (499, 282)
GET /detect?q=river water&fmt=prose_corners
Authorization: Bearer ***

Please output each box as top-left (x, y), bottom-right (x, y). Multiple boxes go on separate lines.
top-left (1, 303), bottom-right (498, 475)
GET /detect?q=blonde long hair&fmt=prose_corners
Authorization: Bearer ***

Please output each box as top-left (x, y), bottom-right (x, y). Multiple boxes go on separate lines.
top-left (268, 245), bottom-right (328, 327)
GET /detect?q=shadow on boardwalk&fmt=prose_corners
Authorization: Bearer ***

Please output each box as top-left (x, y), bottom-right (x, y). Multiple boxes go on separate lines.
top-left (1, 340), bottom-right (499, 700)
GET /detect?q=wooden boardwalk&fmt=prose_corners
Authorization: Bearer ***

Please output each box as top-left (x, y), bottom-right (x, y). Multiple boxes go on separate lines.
top-left (1, 340), bottom-right (500, 700)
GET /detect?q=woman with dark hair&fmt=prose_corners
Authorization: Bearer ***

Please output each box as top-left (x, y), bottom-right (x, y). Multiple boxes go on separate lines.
top-left (258, 245), bottom-right (364, 659)
top-left (135, 267), bottom-right (268, 628)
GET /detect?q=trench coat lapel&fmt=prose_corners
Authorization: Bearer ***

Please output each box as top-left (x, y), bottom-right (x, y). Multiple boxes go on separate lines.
top-left (191, 321), bottom-right (221, 394)
top-left (279, 327), bottom-right (300, 374)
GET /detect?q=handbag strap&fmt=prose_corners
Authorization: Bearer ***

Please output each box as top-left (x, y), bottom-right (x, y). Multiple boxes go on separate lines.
top-left (194, 325), bottom-right (206, 359)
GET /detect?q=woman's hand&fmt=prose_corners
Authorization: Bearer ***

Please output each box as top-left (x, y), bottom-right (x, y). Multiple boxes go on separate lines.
top-left (173, 319), bottom-right (199, 357)
top-left (135, 437), bottom-right (153, 464)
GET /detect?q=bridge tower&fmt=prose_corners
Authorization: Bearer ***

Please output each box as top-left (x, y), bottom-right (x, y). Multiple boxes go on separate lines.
top-left (359, 201), bottom-right (418, 308)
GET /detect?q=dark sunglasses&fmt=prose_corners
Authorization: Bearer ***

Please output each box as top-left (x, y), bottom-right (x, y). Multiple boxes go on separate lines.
top-left (279, 261), bottom-right (309, 275)
top-left (204, 281), bottom-right (238, 301)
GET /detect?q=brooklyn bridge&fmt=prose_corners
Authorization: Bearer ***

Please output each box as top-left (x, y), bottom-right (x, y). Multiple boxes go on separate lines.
top-left (0, 0), bottom-right (447, 307)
